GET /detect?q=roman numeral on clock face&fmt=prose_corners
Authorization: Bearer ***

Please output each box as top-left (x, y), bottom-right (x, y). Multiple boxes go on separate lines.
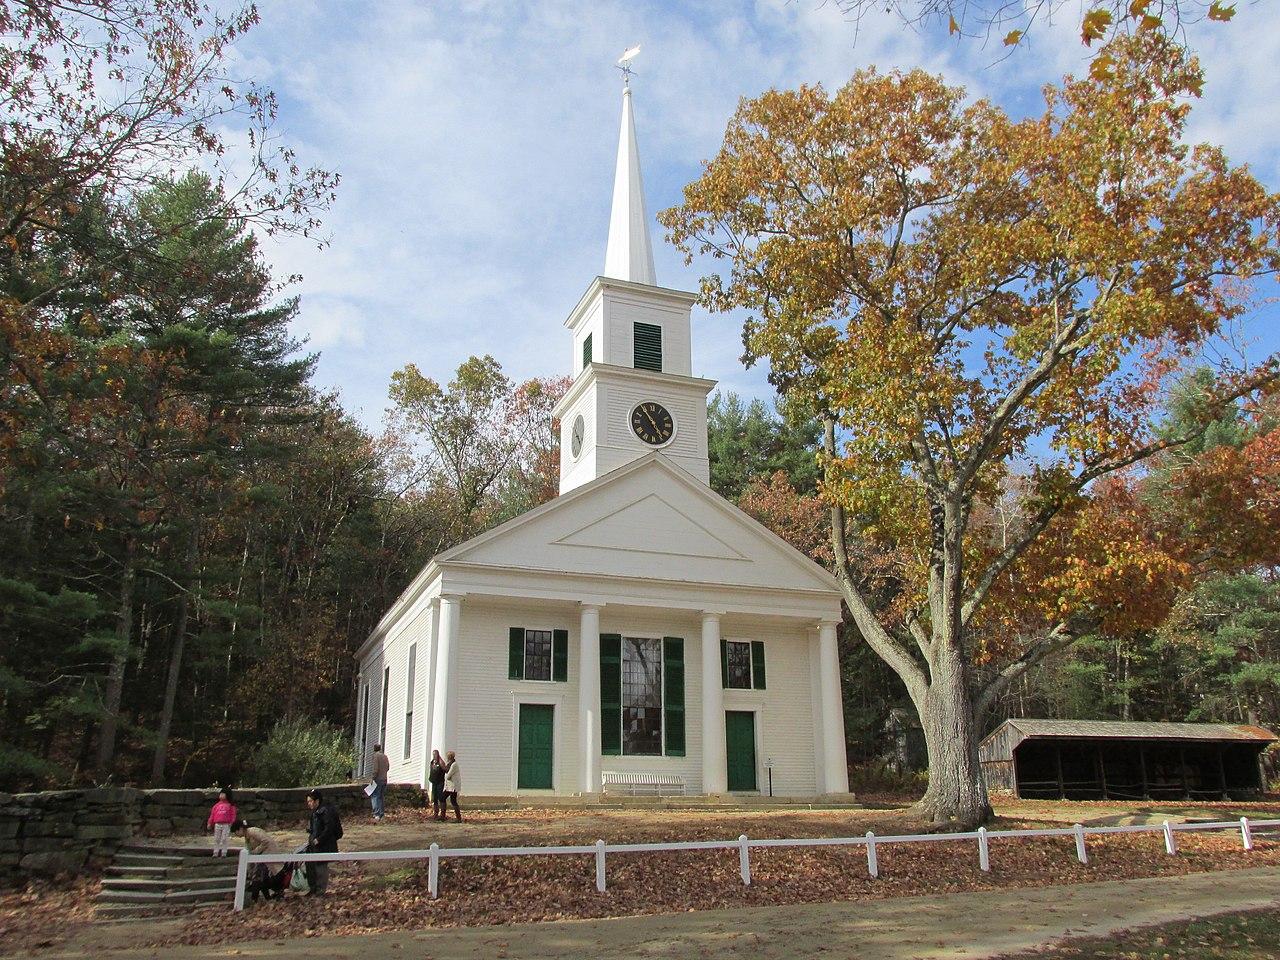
top-left (631, 401), bottom-right (674, 446)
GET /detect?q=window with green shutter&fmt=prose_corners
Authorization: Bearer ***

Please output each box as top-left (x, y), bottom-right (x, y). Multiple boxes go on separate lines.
top-left (663, 637), bottom-right (685, 756)
top-left (508, 627), bottom-right (525, 679)
top-left (552, 629), bottom-right (568, 682)
top-left (633, 322), bottom-right (662, 372)
top-left (510, 626), bottom-right (569, 682)
top-left (600, 634), bottom-right (622, 755)
top-left (722, 639), bottom-right (766, 689)
top-left (582, 333), bottom-right (592, 370)
top-left (750, 640), bottom-right (766, 690)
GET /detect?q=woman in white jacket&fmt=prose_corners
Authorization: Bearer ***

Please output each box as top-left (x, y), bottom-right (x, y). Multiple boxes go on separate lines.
top-left (442, 751), bottom-right (463, 822)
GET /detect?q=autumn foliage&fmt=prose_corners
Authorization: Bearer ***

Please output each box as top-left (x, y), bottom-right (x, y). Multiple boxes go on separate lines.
top-left (664, 33), bottom-right (1280, 825)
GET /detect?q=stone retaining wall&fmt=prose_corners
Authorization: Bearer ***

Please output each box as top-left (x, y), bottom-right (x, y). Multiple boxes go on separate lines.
top-left (0, 782), bottom-right (421, 880)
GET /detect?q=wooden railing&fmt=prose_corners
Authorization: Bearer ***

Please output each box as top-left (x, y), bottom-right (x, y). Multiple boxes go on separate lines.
top-left (231, 816), bottom-right (1278, 911)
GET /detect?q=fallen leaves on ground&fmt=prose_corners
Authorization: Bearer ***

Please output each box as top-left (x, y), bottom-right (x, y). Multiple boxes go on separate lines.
top-left (151, 812), bottom-right (1280, 948)
top-left (0, 877), bottom-right (98, 953)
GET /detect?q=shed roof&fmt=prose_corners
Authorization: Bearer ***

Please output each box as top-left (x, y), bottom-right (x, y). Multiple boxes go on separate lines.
top-left (984, 719), bottom-right (1277, 752)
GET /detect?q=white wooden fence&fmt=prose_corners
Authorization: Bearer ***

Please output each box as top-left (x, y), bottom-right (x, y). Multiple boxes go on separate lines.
top-left (232, 816), bottom-right (1280, 911)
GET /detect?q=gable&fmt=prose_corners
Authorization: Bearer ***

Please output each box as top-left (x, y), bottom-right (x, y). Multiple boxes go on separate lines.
top-left (439, 455), bottom-right (839, 595)
top-left (553, 493), bottom-right (746, 561)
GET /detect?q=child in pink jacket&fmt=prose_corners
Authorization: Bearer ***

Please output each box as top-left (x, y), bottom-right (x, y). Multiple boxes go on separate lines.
top-left (206, 788), bottom-right (238, 857)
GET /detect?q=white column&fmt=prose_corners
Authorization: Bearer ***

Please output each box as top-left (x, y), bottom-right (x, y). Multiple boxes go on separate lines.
top-left (701, 612), bottom-right (727, 794)
top-left (818, 620), bottom-right (849, 793)
top-left (578, 603), bottom-right (603, 794)
top-left (430, 594), bottom-right (463, 758)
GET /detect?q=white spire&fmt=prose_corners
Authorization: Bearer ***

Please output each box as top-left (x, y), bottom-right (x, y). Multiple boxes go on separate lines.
top-left (603, 84), bottom-right (657, 286)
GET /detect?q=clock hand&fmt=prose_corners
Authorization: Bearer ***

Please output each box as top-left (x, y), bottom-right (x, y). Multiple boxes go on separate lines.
top-left (643, 408), bottom-right (660, 432)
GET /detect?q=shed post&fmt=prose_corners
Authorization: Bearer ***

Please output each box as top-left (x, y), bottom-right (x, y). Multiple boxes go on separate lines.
top-left (1095, 743), bottom-right (1108, 800)
top-left (1178, 746), bottom-right (1190, 799)
top-left (1054, 743), bottom-right (1065, 799)
top-left (1216, 748), bottom-right (1229, 800)
top-left (1139, 744), bottom-right (1149, 799)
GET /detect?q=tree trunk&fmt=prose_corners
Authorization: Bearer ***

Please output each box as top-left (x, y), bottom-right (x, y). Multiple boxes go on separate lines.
top-left (915, 648), bottom-right (992, 828)
top-left (94, 536), bottom-right (137, 782)
top-left (151, 524), bottom-right (199, 783)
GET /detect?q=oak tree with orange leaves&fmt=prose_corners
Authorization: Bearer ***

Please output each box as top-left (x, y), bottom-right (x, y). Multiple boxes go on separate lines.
top-left (662, 34), bottom-right (1280, 826)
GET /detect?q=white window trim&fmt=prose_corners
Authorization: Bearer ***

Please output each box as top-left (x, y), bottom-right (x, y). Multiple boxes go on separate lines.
top-left (724, 637), bottom-right (757, 690)
top-left (403, 643), bottom-right (417, 761)
top-left (513, 624), bottom-right (568, 684)
top-left (509, 692), bottom-right (565, 794)
top-left (621, 634), bottom-right (667, 758)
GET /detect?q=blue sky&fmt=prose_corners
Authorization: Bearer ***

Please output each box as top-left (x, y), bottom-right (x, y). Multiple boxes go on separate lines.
top-left (228, 0), bottom-right (1280, 429)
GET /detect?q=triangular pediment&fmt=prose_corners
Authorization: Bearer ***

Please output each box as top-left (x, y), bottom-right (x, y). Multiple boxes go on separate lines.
top-left (436, 454), bottom-right (839, 595)
top-left (552, 494), bottom-right (746, 561)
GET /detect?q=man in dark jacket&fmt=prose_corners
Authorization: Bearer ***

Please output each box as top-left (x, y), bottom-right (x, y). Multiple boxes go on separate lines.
top-left (304, 789), bottom-right (342, 895)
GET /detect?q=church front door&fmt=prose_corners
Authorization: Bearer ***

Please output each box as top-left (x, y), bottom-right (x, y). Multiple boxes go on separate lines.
top-left (517, 703), bottom-right (554, 789)
top-left (725, 710), bottom-right (757, 792)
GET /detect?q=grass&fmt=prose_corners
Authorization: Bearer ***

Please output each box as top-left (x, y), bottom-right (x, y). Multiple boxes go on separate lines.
top-left (1000, 909), bottom-right (1280, 959)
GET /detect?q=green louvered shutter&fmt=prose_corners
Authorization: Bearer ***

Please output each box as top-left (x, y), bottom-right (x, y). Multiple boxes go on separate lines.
top-left (582, 333), bottom-right (592, 369)
top-left (720, 638), bottom-right (729, 688)
top-left (600, 633), bottom-right (622, 756)
top-left (552, 629), bottom-right (569, 682)
top-left (508, 627), bottom-right (525, 679)
top-left (663, 637), bottom-right (685, 756)
top-left (751, 641), bottom-right (767, 690)
top-left (633, 322), bottom-right (662, 372)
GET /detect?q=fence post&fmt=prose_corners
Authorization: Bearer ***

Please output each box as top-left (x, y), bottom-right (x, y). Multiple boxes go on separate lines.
top-left (977, 826), bottom-right (990, 872)
top-left (595, 839), bottom-right (606, 893)
top-left (232, 846), bottom-right (249, 912)
top-left (865, 831), bottom-right (878, 878)
top-left (1240, 817), bottom-right (1254, 851)
top-left (738, 835), bottom-right (751, 886)
top-left (428, 842), bottom-right (440, 899)
top-left (1162, 820), bottom-right (1177, 855)
top-left (1073, 823), bottom-right (1088, 864)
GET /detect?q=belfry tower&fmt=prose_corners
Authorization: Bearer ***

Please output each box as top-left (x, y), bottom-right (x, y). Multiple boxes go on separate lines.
top-left (552, 79), bottom-right (716, 495)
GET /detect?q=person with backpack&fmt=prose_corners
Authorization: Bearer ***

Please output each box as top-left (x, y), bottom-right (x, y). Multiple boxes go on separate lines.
top-left (304, 789), bottom-right (343, 895)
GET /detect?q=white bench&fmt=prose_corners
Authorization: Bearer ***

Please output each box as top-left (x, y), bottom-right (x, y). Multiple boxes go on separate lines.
top-left (602, 771), bottom-right (686, 797)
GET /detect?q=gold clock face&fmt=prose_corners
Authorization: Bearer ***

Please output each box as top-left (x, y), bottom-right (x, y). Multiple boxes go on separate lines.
top-left (630, 401), bottom-right (674, 446)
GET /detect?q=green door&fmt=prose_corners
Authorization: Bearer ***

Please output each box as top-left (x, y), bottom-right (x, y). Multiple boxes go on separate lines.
top-left (517, 703), bottom-right (554, 790)
top-left (725, 711), bottom-right (758, 792)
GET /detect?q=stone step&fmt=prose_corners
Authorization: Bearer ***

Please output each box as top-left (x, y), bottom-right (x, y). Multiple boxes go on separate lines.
top-left (117, 842), bottom-right (227, 856)
top-left (101, 875), bottom-right (236, 894)
top-left (113, 852), bottom-right (184, 867)
top-left (96, 885), bottom-right (235, 906)
top-left (105, 860), bottom-right (238, 880)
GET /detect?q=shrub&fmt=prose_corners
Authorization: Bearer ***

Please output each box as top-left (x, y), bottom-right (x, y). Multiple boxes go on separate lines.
top-left (248, 718), bottom-right (354, 788)
top-left (847, 759), bottom-right (928, 799)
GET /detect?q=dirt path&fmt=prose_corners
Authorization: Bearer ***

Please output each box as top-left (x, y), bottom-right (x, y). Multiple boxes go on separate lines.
top-left (38, 865), bottom-right (1280, 960)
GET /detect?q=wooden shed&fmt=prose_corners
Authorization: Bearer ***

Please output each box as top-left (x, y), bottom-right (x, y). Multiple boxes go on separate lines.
top-left (980, 719), bottom-right (1276, 800)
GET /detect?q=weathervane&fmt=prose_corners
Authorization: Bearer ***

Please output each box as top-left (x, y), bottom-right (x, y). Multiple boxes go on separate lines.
top-left (616, 44), bottom-right (641, 86)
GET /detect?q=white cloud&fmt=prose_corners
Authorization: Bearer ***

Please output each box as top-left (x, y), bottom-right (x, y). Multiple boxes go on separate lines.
top-left (230, 0), bottom-right (1280, 428)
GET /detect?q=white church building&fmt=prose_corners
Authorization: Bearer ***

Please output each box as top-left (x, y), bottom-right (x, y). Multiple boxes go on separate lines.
top-left (353, 81), bottom-right (849, 798)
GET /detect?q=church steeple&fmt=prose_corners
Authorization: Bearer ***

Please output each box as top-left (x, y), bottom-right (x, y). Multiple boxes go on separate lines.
top-left (552, 63), bottom-right (716, 495)
top-left (603, 85), bottom-right (656, 286)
